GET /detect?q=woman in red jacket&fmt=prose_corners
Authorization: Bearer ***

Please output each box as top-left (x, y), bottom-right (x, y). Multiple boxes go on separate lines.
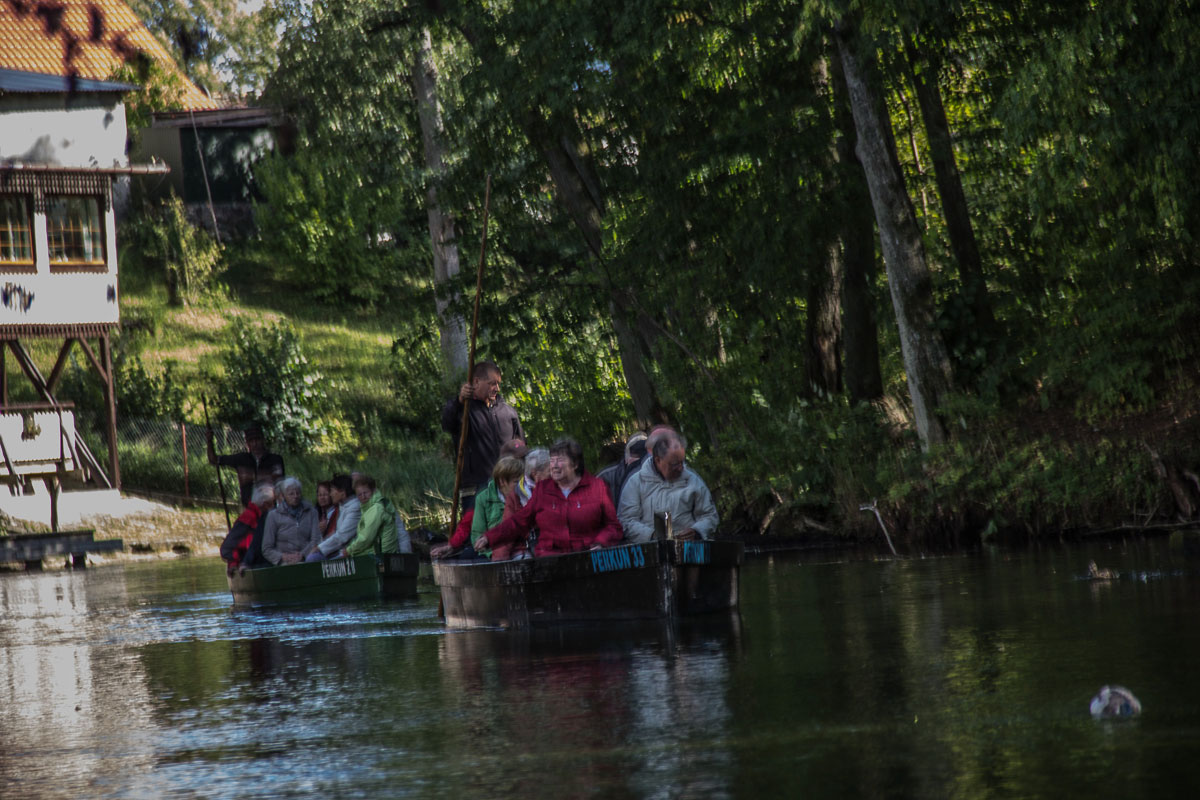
top-left (477, 437), bottom-right (623, 557)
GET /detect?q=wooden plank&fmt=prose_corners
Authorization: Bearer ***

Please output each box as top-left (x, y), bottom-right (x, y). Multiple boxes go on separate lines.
top-left (45, 339), bottom-right (75, 394)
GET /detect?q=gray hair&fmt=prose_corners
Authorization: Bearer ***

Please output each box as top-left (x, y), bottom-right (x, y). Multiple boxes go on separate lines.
top-left (524, 448), bottom-right (550, 480)
top-left (278, 476), bottom-right (302, 494)
top-left (624, 432), bottom-right (648, 460)
top-left (652, 430), bottom-right (686, 460)
top-left (251, 481), bottom-right (276, 508)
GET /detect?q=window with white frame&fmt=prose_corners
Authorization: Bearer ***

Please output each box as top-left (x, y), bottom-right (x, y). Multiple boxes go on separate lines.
top-left (0, 195), bottom-right (34, 267)
top-left (47, 195), bottom-right (106, 268)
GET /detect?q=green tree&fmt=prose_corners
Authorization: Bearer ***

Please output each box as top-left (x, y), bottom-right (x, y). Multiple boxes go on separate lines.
top-left (215, 320), bottom-right (328, 451)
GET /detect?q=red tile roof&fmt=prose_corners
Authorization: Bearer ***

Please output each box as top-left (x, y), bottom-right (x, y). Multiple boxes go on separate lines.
top-left (0, 0), bottom-right (218, 110)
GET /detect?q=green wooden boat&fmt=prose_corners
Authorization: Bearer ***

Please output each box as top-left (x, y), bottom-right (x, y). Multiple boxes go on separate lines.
top-left (227, 552), bottom-right (420, 606)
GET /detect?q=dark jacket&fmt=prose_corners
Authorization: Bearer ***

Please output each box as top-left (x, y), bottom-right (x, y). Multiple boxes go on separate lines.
top-left (220, 502), bottom-right (268, 570)
top-left (596, 457), bottom-right (643, 509)
top-left (441, 394), bottom-right (524, 492)
top-left (216, 451), bottom-right (285, 506)
top-left (480, 472), bottom-right (623, 557)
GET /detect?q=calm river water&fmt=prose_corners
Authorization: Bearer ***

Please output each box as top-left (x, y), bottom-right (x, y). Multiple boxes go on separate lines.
top-left (2, 538), bottom-right (1199, 799)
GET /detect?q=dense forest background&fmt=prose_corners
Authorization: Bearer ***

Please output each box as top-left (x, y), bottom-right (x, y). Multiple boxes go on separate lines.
top-left (111, 0), bottom-right (1200, 543)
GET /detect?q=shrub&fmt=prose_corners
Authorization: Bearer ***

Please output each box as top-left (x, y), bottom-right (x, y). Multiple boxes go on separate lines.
top-left (122, 196), bottom-right (223, 306)
top-left (215, 319), bottom-right (328, 451)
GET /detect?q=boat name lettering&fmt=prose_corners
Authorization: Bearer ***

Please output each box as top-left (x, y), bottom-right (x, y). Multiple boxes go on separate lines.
top-left (591, 546), bottom-right (644, 573)
top-left (321, 559), bottom-right (356, 579)
top-left (680, 541), bottom-right (710, 564)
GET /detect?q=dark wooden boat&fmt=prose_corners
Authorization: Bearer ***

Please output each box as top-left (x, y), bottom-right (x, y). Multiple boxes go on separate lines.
top-left (433, 539), bottom-right (742, 628)
top-left (667, 539), bottom-right (743, 615)
top-left (227, 552), bottom-right (420, 606)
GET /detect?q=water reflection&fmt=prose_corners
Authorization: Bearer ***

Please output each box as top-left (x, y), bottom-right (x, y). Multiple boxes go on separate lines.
top-left (0, 567), bottom-right (158, 797)
top-left (1, 542), bottom-right (1200, 798)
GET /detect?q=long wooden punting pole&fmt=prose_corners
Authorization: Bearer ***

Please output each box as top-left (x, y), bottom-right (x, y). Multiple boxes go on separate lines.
top-left (449, 174), bottom-right (492, 538)
top-left (202, 395), bottom-right (233, 531)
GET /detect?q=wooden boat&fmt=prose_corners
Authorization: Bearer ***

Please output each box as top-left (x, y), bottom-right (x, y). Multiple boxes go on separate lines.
top-left (667, 538), bottom-right (743, 615)
top-left (433, 539), bottom-right (743, 628)
top-left (227, 552), bottom-right (420, 606)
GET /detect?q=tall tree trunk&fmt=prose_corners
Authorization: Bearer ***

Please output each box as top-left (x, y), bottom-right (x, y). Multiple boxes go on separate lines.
top-left (835, 18), bottom-right (954, 448)
top-left (411, 27), bottom-right (468, 377)
top-left (806, 58), bottom-right (844, 399)
top-left (806, 246), bottom-right (844, 398)
top-left (830, 50), bottom-right (884, 404)
top-left (535, 118), bottom-right (668, 425)
top-left (905, 43), bottom-right (996, 338)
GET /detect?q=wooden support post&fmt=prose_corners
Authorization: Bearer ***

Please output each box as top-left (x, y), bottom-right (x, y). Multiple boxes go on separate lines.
top-left (100, 334), bottom-right (120, 488)
top-left (46, 338), bottom-right (75, 394)
top-left (182, 421), bottom-right (189, 498)
top-left (70, 552), bottom-right (87, 570)
top-left (43, 475), bottom-right (59, 532)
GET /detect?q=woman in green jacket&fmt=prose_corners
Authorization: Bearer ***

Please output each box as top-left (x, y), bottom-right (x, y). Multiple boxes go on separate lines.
top-left (346, 474), bottom-right (402, 556)
top-left (470, 456), bottom-right (526, 559)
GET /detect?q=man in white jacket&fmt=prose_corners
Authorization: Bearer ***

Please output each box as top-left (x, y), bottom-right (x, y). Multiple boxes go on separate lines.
top-left (618, 430), bottom-right (718, 543)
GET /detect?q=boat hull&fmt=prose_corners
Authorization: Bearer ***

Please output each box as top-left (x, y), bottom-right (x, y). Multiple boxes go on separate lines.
top-left (668, 539), bottom-right (743, 615)
top-left (228, 553), bottom-right (420, 605)
top-left (433, 539), bottom-right (742, 628)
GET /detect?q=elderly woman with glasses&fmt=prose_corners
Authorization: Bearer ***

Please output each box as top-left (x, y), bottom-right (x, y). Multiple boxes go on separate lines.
top-left (473, 436), bottom-right (623, 558)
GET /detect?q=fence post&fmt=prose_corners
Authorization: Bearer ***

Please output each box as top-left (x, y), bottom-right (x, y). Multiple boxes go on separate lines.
top-left (181, 421), bottom-right (189, 499)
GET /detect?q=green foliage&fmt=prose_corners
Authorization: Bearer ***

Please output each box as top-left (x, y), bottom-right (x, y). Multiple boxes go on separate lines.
top-left (214, 319), bottom-right (328, 451)
top-left (253, 150), bottom-right (413, 307)
top-left (121, 197), bottom-right (224, 307)
top-left (113, 0), bottom-right (1194, 541)
top-left (117, 358), bottom-right (187, 420)
top-left (389, 319), bottom-right (452, 438)
top-left (126, 0), bottom-right (282, 100)
top-left (495, 312), bottom-right (632, 462)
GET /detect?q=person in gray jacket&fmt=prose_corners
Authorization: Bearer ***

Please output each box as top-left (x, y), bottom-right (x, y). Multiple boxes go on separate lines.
top-left (304, 474), bottom-right (362, 561)
top-left (262, 476), bottom-right (321, 565)
top-left (617, 430), bottom-right (719, 542)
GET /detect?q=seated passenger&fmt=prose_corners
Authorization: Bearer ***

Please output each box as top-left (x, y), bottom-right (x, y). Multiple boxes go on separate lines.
top-left (261, 476), bottom-right (320, 565)
top-left (471, 456), bottom-right (527, 561)
top-left (618, 430), bottom-right (718, 543)
top-left (507, 447), bottom-right (550, 515)
top-left (220, 481), bottom-right (275, 574)
top-left (314, 481), bottom-right (335, 536)
top-left (477, 437), bottom-right (623, 557)
top-left (430, 509), bottom-right (475, 560)
top-left (304, 474), bottom-right (360, 561)
top-left (596, 432), bottom-right (648, 508)
top-left (345, 475), bottom-right (406, 556)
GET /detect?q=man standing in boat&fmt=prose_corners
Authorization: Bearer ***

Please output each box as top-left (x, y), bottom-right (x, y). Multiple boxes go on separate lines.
top-left (207, 424), bottom-right (286, 507)
top-left (441, 360), bottom-right (524, 512)
top-left (618, 430), bottom-right (719, 543)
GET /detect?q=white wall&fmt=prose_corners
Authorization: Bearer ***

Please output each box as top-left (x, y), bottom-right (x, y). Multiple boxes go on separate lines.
top-left (0, 94), bottom-right (124, 327)
top-left (0, 94), bottom-right (128, 167)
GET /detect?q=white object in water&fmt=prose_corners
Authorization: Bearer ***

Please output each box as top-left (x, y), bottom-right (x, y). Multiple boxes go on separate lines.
top-left (1090, 685), bottom-right (1142, 718)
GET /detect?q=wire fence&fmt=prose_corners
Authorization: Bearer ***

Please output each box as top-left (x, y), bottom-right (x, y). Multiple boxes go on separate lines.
top-left (76, 413), bottom-right (244, 504)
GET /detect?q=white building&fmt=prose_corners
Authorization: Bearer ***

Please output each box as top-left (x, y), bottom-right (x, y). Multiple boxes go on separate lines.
top-left (0, 0), bottom-right (214, 520)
